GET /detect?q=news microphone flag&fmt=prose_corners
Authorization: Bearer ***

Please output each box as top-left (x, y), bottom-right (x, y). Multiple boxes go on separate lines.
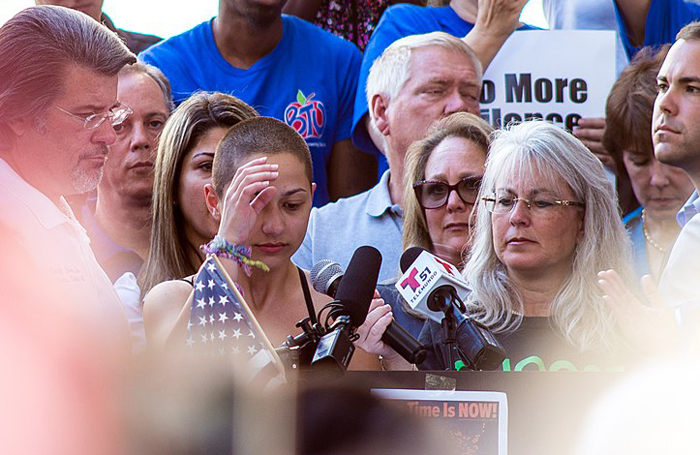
top-left (187, 255), bottom-right (286, 387)
top-left (395, 250), bottom-right (470, 324)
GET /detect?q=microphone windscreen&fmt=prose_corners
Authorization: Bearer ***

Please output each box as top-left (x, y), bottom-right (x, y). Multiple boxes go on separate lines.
top-left (400, 246), bottom-right (427, 273)
top-left (310, 259), bottom-right (343, 295)
top-left (335, 246), bottom-right (382, 328)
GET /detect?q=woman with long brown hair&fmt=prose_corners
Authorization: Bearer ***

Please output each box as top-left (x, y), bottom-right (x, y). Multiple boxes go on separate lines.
top-left (138, 92), bottom-right (258, 297)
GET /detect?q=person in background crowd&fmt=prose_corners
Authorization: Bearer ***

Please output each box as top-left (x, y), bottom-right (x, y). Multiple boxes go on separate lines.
top-left (282, 0), bottom-right (425, 51)
top-left (371, 112), bottom-right (493, 341)
top-left (71, 63), bottom-right (173, 351)
top-left (140, 0), bottom-right (375, 207)
top-left (0, 6), bottom-right (135, 349)
top-left (541, 0), bottom-right (632, 185)
top-left (613, 0), bottom-right (700, 62)
top-left (401, 112), bottom-right (492, 266)
top-left (77, 63), bottom-right (173, 283)
top-left (603, 46), bottom-right (693, 282)
top-left (352, 0), bottom-right (534, 174)
top-left (293, 32), bottom-right (483, 283)
top-left (34, 0), bottom-right (161, 53)
top-left (143, 117), bottom-right (380, 369)
top-left (420, 121), bottom-right (635, 371)
top-left (138, 92), bottom-right (258, 301)
top-left (543, 0), bottom-right (629, 76)
top-left (599, 22), bottom-right (700, 352)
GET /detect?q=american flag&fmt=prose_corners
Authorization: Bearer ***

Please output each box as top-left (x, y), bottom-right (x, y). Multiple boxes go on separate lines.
top-left (187, 255), bottom-right (286, 386)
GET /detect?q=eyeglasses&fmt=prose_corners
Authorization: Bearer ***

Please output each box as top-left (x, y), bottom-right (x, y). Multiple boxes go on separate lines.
top-left (55, 104), bottom-right (133, 130)
top-left (412, 176), bottom-right (482, 209)
top-left (482, 193), bottom-right (585, 215)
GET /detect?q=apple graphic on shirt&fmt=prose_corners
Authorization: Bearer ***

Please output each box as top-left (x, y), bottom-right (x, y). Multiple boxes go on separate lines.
top-left (284, 89), bottom-right (326, 139)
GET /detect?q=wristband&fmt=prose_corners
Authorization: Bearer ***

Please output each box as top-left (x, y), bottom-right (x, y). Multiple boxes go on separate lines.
top-left (201, 235), bottom-right (270, 276)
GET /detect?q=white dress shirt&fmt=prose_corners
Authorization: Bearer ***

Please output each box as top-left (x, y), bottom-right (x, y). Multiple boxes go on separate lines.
top-left (0, 157), bottom-right (129, 348)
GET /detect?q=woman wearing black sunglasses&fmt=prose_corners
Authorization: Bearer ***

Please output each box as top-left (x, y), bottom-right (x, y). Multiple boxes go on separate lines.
top-left (369, 112), bottom-right (494, 342)
top-left (403, 112), bottom-right (493, 267)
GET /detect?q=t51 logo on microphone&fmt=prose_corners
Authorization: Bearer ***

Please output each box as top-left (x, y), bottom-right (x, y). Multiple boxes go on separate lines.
top-left (400, 267), bottom-right (421, 292)
top-left (400, 265), bottom-right (440, 293)
top-left (395, 251), bottom-right (471, 323)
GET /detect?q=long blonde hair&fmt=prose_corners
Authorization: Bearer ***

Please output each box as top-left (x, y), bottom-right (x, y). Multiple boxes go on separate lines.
top-left (138, 92), bottom-right (258, 296)
top-left (465, 120), bottom-right (635, 352)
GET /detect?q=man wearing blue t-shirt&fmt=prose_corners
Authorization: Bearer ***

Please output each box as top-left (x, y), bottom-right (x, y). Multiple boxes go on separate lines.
top-left (140, 0), bottom-right (376, 207)
top-left (613, 0), bottom-right (700, 61)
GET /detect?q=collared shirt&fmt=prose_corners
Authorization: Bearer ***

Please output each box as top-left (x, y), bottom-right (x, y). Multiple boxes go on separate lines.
top-left (0, 158), bottom-right (130, 348)
top-left (661, 190), bottom-right (700, 341)
top-left (77, 197), bottom-right (144, 283)
top-left (292, 170), bottom-right (404, 283)
top-left (76, 198), bottom-right (145, 351)
top-left (676, 191), bottom-right (700, 227)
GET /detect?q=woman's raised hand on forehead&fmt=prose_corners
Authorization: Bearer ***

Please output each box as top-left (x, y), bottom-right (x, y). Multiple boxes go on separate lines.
top-left (216, 156), bottom-right (279, 246)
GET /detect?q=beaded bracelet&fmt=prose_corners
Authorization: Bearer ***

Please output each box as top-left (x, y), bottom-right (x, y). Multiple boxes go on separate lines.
top-left (200, 235), bottom-right (270, 276)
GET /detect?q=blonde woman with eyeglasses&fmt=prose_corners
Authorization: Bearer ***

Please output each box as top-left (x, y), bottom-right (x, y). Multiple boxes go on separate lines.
top-left (417, 120), bottom-right (638, 372)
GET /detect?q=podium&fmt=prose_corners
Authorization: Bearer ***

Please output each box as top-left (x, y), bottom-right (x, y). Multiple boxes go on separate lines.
top-left (323, 371), bottom-right (624, 455)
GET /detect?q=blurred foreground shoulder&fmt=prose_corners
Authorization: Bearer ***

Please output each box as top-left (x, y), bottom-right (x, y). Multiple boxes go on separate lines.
top-left (143, 279), bottom-right (194, 348)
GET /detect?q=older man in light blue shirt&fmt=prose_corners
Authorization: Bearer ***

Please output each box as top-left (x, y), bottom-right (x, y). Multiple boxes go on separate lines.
top-left (293, 32), bottom-right (483, 282)
top-left (294, 170), bottom-right (404, 283)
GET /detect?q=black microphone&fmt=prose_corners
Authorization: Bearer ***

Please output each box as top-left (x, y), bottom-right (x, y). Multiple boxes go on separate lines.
top-left (311, 246), bottom-right (382, 373)
top-left (400, 247), bottom-right (425, 276)
top-left (399, 248), bottom-right (506, 371)
top-left (311, 259), bottom-right (427, 365)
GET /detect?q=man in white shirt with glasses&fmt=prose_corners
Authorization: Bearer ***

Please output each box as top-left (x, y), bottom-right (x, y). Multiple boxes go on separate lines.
top-left (0, 5), bottom-right (137, 351)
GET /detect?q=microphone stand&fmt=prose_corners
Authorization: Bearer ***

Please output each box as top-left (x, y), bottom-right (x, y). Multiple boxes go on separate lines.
top-left (432, 287), bottom-right (471, 371)
top-left (276, 317), bottom-right (325, 372)
top-left (440, 310), bottom-right (467, 371)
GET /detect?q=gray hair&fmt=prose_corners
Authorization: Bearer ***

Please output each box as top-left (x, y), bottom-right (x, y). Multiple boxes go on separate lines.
top-left (365, 31), bottom-right (482, 123)
top-left (464, 120), bottom-right (635, 352)
top-left (0, 5), bottom-right (135, 134)
top-left (119, 62), bottom-right (175, 112)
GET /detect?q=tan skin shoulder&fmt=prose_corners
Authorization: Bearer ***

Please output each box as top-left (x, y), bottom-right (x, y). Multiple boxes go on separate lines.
top-left (160, 268), bottom-right (380, 370)
top-left (142, 278), bottom-right (194, 349)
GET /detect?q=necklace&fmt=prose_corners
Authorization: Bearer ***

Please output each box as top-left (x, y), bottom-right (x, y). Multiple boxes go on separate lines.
top-left (642, 209), bottom-right (667, 254)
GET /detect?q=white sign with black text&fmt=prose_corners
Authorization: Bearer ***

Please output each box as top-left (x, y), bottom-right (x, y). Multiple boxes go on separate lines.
top-left (480, 30), bottom-right (616, 130)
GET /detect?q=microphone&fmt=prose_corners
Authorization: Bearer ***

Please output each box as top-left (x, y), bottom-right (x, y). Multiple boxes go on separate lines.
top-left (310, 259), bottom-right (343, 298)
top-left (397, 247), bottom-right (471, 323)
top-left (311, 259), bottom-right (427, 365)
top-left (396, 247), bottom-right (506, 371)
top-left (311, 246), bottom-right (382, 372)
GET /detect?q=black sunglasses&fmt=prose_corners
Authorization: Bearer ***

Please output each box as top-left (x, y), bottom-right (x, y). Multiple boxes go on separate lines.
top-left (412, 176), bottom-right (482, 209)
